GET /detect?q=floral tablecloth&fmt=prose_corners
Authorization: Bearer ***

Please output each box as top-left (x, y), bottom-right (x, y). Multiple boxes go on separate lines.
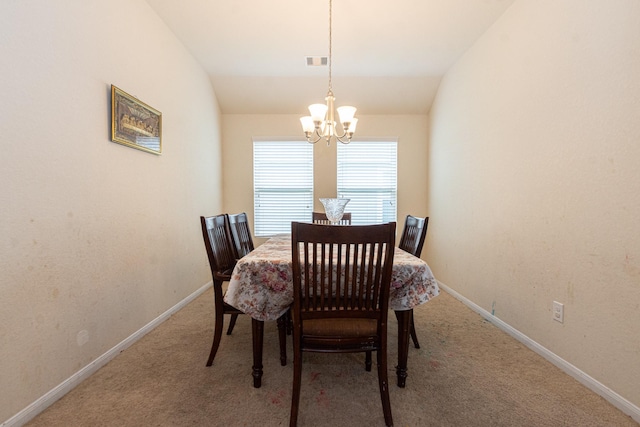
top-left (224, 234), bottom-right (440, 322)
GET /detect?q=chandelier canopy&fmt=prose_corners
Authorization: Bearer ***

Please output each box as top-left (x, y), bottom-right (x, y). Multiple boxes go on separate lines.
top-left (300, 0), bottom-right (357, 146)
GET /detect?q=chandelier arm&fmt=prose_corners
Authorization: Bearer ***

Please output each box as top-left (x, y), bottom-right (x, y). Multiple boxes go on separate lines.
top-left (306, 128), bottom-right (352, 145)
top-left (333, 127), bottom-right (353, 143)
top-left (336, 135), bottom-right (352, 144)
top-left (305, 131), bottom-right (323, 144)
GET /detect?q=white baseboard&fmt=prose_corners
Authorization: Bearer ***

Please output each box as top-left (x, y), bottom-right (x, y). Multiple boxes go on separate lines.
top-left (438, 281), bottom-right (640, 424)
top-left (2, 282), bottom-right (211, 427)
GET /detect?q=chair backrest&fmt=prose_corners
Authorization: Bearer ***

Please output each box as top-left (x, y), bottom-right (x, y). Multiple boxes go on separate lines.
top-left (200, 215), bottom-right (237, 278)
top-left (312, 211), bottom-right (352, 225)
top-left (227, 212), bottom-right (254, 258)
top-left (291, 222), bottom-right (396, 321)
top-left (398, 215), bottom-right (429, 258)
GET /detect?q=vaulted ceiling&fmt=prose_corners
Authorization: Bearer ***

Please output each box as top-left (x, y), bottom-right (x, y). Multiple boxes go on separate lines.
top-left (145, 0), bottom-right (515, 115)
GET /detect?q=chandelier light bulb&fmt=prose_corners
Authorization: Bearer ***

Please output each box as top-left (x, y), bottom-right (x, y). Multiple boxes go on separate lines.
top-left (337, 106), bottom-right (356, 125)
top-left (300, 116), bottom-right (315, 133)
top-left (308, 104), bottom-right (328, 123)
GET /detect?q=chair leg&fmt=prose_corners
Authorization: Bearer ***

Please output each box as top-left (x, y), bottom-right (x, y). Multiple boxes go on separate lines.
top-left (409, 309), bottom-right (420, 349)
top-left (206, 305), bottom-right (224, 367)
top-left (289, 348), bottom-right (303, 427)
top-left (377, 349), bottom-right (394, 427)
top-left (207, 281), bottom-right (225, 367)
top-left (365, 351), bottom-right (372, 371)
top-left (226, 314), bottom-right (238, 335)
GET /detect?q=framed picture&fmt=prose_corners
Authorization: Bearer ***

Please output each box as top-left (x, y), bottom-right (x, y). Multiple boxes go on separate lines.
top-left (111, 85), bottom-right (162, 154)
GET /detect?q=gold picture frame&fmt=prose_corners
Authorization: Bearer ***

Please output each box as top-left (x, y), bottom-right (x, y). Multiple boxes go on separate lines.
top-left (111, 85), bottom-right (162, 154)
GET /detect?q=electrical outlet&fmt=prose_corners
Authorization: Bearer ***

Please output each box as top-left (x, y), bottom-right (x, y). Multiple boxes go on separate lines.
top-left (553, 301), bottom-right (564, 323)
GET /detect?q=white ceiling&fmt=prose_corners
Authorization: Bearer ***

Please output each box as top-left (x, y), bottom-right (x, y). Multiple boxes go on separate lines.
top-left (145, 0), bottom-right (515, 115)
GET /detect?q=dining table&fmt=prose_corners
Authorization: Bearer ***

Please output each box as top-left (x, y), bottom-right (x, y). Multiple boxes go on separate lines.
top-left (224, 233), bottom-right (440, 388)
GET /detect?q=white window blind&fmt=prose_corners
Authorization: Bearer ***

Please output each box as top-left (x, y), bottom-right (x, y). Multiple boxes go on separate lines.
top-left (253, 140), bottom-right (314, 236)
top-left (337, 140), bottom-right (397, 225)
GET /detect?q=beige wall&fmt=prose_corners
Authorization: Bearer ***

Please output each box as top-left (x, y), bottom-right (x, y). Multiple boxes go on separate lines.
top-left (0, 1), bottom-right (222, 421)
top-left (428, 0), bottom-right (640, 408)
top-left (221, 114), bottom-right (429, 245)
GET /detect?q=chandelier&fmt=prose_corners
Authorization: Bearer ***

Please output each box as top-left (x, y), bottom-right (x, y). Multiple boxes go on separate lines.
top-left (300, 0), bottom-right (357, 146)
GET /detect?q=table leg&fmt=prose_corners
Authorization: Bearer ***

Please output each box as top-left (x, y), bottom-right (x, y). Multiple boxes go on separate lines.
top-left (277, 313), bottom-right (288, 366)
top-left (251, 319), bottom-right (264, 388)
top-left (394, 310), bottom-right (411, 387)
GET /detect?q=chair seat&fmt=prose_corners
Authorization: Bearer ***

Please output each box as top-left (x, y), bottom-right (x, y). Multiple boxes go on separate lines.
top-left (303, 318), bottom-right (377, 337)
top-left (302, 318), bottom-right (379, 352)
top-left (213, 268), bottom-right (234, 281)
top-left (222, 300), bottom-right (243, 314)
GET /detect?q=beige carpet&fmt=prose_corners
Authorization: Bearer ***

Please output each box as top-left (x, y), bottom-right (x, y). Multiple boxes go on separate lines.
top-left (26, 289), bottom-right (637, 427)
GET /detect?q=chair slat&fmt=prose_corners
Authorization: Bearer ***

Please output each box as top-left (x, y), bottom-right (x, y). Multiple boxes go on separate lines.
top-left (228, 212), bottom-right (255, 259)
top-left (312, 211), bottom-right (352, 225)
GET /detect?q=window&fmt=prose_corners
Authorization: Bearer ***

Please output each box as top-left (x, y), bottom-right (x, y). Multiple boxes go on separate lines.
top-left (337, 140), bottom-right (397, 225)
top-left (253, 139), bottom-right (313, 236)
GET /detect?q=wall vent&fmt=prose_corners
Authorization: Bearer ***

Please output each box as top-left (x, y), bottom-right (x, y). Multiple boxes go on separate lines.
top-left (306, 56), bottom-right (328, 66)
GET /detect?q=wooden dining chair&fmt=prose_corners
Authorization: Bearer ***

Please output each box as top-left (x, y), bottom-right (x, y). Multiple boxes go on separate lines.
top-left (200, 215), bottom-right (243, 366)
top-left (229, 211), bottom-right (292, 341)
top-left (312, 211), bottom-right (352, 225)
top-left (224, 212), bottom-right (255, 335)
top-left (289, 221), bottom-right (396, 427)
top-left (398, 214), bottom-right (429, 349)
top-left (227, 212), bottom-right (254, 259)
